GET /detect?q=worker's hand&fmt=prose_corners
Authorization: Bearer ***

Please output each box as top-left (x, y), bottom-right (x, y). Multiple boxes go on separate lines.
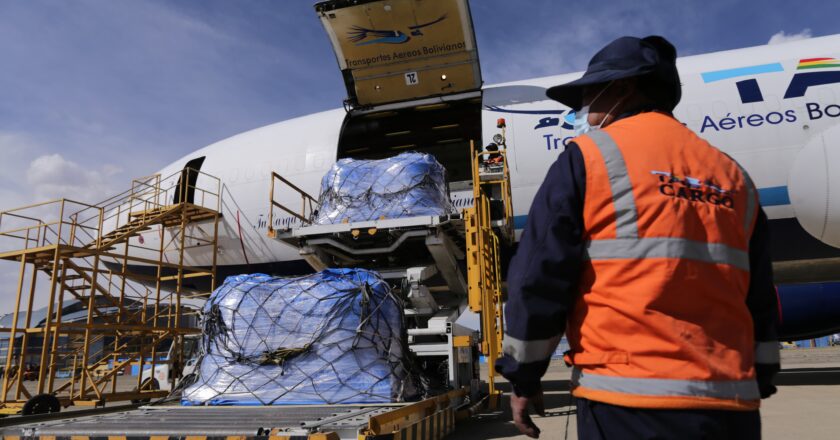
top-left (510, 387), bottom-right (545, 438)
top-left (756, 363), bottom-right (779, 399)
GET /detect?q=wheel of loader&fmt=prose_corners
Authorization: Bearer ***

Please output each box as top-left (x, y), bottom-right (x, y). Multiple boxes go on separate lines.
top-left (131, 378), bottom-right (160, 404)
top-left (21, 393), bottom-right (61, 415)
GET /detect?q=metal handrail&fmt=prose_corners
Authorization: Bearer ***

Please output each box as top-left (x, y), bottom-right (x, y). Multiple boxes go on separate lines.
top-left (0, 164), bottom-right (218, 408)
top-left (0, 165), bottom-right (222, 258)
top-left (0, 211), bottom-right (44, 223)
top-left (0, 199), bottom-right (104, 252)
top-left (74, 166), bottom-right (221, 230)
top-left (268, 171), bottom-right (318, 230)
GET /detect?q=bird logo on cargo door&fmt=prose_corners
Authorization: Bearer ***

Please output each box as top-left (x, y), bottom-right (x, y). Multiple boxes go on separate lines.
top-left (347, 14), bottom-right (446, 46)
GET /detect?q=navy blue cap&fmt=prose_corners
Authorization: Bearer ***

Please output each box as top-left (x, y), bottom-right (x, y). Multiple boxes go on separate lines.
top-left (546, 35), bottom-right (680, 110)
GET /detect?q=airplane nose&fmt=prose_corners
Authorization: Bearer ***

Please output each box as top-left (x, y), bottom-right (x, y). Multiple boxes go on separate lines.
top-left (788, 124), bottom-right (840, 248)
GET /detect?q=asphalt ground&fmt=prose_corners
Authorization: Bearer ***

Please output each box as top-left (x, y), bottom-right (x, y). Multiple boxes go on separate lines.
top-left (4, 347), bottom-right (839, 439)
top-left (454, 346), bottom-right (840, 440)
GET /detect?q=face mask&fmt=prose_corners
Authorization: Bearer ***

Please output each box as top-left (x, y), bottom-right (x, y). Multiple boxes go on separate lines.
top-left (574, 105), bottom-right (592, 136)
top-left (573, 105), bottom-right (592, 136)
top-left (573, 81), bottom-right (623, 136)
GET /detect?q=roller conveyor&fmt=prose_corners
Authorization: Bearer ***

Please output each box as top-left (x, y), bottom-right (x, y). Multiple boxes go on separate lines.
top-left (1, 404), bottom-right (401, 438)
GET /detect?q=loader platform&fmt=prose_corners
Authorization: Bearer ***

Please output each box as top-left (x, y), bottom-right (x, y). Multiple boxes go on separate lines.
top-left (1, 388), bottom-right (470, 440)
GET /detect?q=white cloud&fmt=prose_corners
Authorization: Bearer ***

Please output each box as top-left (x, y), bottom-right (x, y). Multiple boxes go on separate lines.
top-left (0, 149), bottom-right (124, 315)
top-left (25, 153), bottom-right (122, 204)
top-left (767, 29), bottom-right (813, 45)
top-left (0, 132), bottom-right (43, 209)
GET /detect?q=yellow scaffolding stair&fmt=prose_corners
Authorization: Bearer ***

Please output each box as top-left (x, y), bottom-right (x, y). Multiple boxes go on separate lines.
top-left (0, 168), bottom-right (221, 414)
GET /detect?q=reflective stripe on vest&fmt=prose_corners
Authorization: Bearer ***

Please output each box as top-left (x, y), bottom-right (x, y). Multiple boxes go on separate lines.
top-left (502, 334), bottom-right (562, 364)
top-left (584, 237), bottom-right (750, 271)
top-left (572, 367), bottom-right (760, 401)
top-left (584, 130), bottom-right (749, 271)
top-left (588, 130), bottom-right (639, 238)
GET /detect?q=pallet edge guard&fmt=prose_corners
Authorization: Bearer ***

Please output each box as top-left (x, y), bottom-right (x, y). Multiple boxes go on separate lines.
top-left (0, 167), bottom-right (221, 415)
top-left (358, 387), bottom-right (466, 440)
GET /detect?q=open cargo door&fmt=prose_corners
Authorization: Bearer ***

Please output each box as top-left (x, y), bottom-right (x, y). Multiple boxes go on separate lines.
top-left (316, 0), bottom-right (482, 110)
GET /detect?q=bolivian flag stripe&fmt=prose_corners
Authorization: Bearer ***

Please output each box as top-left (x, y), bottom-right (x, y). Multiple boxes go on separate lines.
top-left (797, 57), bottom-right (840, 69)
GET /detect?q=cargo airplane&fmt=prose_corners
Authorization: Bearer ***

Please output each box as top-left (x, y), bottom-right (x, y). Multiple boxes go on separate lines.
top-left (101, 2), bottom-right (840, 341)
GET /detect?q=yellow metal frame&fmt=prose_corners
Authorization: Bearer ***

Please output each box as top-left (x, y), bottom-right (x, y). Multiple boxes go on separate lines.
top-left (0, 167), bottom-right (221, 412)
top-left (464, 145), bottom-right (513, 405)
top-left (267, 171), bottom-right (318, 237)
top-left (360, 388), bottom-right (466, 439)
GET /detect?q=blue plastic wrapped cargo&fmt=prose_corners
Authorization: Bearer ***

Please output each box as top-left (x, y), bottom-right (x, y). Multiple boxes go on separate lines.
top-left (182, 269), bottom-right (418, 405)
top-left (313, 152), bottom-right (455, 224)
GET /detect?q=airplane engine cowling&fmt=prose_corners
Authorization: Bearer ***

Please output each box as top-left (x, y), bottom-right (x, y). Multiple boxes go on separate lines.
top-left (777, 282), bottom-right (840, 341)
top-left (788, 125), bottom-right (840, 248)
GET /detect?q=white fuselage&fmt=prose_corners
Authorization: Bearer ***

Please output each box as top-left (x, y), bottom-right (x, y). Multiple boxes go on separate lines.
top-left (129, 34), bottom-right (840, 274)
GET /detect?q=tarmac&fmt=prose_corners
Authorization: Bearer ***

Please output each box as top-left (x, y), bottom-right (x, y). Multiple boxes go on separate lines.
top-left (3, 347), bottom-right (838, 438)
top-left (454, 346), bottom-right (840, 440)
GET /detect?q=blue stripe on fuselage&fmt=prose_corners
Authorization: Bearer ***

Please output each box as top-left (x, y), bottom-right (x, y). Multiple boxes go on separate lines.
top-left (701, 63), bottom-right (785, 83)
top-left (758, 186), bottom-right (790, 206)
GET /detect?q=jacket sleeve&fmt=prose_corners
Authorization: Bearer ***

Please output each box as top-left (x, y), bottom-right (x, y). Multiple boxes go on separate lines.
top-left (747, 207), bottom-right (781, 398)
top-left (494, 144), bottom-right (586, 397)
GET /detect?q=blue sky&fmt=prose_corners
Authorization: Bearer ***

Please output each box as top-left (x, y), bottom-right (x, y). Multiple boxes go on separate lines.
top-left (0, 0), bottom-right (836, 312)
top-left (0, 0), bottom-right (836, 208)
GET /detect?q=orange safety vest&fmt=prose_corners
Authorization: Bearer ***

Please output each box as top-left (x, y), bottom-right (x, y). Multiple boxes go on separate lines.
top-left (564, 112), bottom-right (762, 411)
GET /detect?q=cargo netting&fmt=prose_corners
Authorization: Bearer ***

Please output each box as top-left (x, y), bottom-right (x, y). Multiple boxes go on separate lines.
top-left (182, 269), bottom-right (422, 405)
top-left (313, 152), bottom-right (455, 224)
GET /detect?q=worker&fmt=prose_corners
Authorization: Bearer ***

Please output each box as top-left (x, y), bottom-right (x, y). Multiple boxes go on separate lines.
top-left (495, 36), bottom-right (780, 439)
top-left (482, 142), bottom-right (504, 166)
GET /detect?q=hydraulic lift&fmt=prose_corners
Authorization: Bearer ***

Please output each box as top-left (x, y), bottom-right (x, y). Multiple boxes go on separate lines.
top-left (268, 142), bottom-right (513, 403)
